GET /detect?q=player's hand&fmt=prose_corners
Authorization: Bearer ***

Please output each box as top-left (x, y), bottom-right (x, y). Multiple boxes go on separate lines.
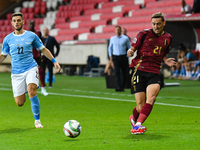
top-left (164, 58), bottom-right (176, 67)
top-left (54, 62), bottom-right (61, 72)
top-left (127, 49), bottom-right (134, 57)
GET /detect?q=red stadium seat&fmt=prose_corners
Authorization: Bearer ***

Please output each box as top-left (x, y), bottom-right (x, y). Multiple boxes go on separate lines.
top-left (100, 12), bottom-right (124, 20)
top-left (21, 8), bottom-right (28, 14)
top-left (57, 27), bottom-right (92, 36)
top-left (70, 15), bottom-right (91, 22)
top-left (55, 34), bottom-right (77, 42)
top-left (78, 19), bottom-right (109, 28)
top-left (6, 13), bottom-right (12, 20)
top-left (40, 7), bottom-right (46, 16)
top-left (28, 7), bottom-right (34, 13)
top-left (34, 7), bottom-right (40, 15)
top-left (35, 1), bottom-right (41, 7)
top-left (4, 20), bottom-right (10, 26)
top-left (87, 32), bottom-right (115, 40)
top-left (55, 22), bottom-right (70, 29)
top-left (0, 20), bottom-right (4, 26)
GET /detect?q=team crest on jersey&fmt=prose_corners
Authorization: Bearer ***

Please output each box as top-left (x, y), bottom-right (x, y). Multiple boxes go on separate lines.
top-left (132, 37), bottom-right (137, 43)
top-left (149, 38), bottom-right (154, 41)
top-left (21, 38), bottom-right (24, 41)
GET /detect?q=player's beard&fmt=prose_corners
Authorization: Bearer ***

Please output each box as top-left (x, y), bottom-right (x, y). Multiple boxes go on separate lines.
top-left (15, 25), bottom-right (23, 31)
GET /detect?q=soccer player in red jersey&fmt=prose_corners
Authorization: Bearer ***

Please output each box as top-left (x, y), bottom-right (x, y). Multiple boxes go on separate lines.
top-left (28, 20), bottom-right (48, 96)
top-left (127, 12), bottom-right (176, 134)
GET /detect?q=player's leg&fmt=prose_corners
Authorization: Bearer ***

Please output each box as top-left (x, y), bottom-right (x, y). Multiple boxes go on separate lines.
top-left (47, 60), bottom-right (53, 88)
top-left (27, 67), bottom-right (43, 128)
top-left (130, 92), bottom-right (146, 127)
top-left (11, 72), bottom-right (27, 106)
top-left (34, 57), bottom-right (48, 96)
top-left (136, 83), bottom-right (160, 125)
top-left (112, 56), bottom-right (122, 91)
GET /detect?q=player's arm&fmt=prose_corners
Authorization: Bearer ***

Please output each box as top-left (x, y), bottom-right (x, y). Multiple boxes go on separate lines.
top-left (127, 46), bottom-right (136, 57)
top-left (0, 54), bottom-right (7, 63)
top-left (163, 55), bottom-right (176, 67)
top-left (41, 47), bottom-right (61, 72)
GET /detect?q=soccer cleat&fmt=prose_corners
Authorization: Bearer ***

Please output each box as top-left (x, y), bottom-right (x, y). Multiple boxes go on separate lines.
top-left (130, 115), bottom-right (135, 128)
top-left (41, 88), bottom-right (48, 96)
top-left (35, 121), bottom-right (43, 128)
top-left (130, 125), bottom-right (147, 134)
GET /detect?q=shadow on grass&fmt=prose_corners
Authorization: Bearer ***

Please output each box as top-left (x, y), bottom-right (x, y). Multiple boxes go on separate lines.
top-left (0, 128), bottom-right (33, 134)
top-left (123, 133), bottom-right (169, 141)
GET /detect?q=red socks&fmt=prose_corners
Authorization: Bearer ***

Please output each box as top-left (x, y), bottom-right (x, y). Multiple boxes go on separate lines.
top-left (137, 103), bottom-right (153, 124)
top-left (132, 107), bottom-right (139, 122)
top-left (39, 68), bottom-right (45, 87)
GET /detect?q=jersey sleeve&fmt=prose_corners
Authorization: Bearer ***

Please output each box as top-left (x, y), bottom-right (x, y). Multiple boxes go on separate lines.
top-left (1, 37), bottom-right (10, 55)
top-left (32, 33), bottom-right (45, 50)
top-left (131, 31), bottom-right (146, 50)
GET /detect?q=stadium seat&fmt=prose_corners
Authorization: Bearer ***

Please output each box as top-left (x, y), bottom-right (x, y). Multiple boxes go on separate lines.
top-left (22, 1), bottom-right (29, 8)
top-left (14, 7), bottom-right (21, 13)
top-left (87, 32), bottom-right (115, 40)
top-left (55, 34), bottom-right (77, 42)
top-left (40, 7), bottom-right (47, 16)
top-left (28, 1), bottom-right (35, 8)
top-left (84, 7), bottom-right (114, 16)
top-left (4, 20), bottom-right (10, 26)
top-left (57, 27), bottom-right (92, 36)
top-left (145, 0), bottom-right (180, 8)
top-left (78, 19), bottom-right (109, 28)
top-left (21, 8), bottom-right (28, 13)
top-left (34, 7), bottom-right (40, 16)
top-left (70, 15), bottom-right (91, 22)
top-left (28, 7), bottom-right (34, 13)
top-left (55, 22), bottom-right (71, 29)
top-left (6, 13), bottom-right (12, 20)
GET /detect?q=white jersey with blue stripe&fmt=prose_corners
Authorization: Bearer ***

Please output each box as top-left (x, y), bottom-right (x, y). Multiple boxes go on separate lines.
top-left (1, 30), bottom-right (45, 74)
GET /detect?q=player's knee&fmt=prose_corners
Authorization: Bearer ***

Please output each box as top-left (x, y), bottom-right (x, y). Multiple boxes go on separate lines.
top-left (16, 102), bottom-right (24, 107)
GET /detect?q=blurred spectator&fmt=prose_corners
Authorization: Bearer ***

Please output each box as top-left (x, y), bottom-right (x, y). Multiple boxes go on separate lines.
top-left (122, 28), bottom-right (131, 41)
top-left (172, 43), bottom-right (186, 77)
top-left (181, 0), bottom-right (192, 14)
top-left (103, 60), bottom-right (114, 76)
top-left (192, 0), bottom-right (200, 13)
top-left (41, 27), bottom-right (60, 88)
top-left (108, 26), bottom-right (131, 92)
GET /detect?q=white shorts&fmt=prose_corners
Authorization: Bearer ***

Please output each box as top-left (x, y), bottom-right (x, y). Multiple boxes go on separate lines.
top-left (11, 66), bottom-right (39, 97)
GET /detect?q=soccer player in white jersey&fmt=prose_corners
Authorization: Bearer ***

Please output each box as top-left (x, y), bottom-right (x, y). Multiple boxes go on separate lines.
top-left (0, 12), bottom-right (61, 128)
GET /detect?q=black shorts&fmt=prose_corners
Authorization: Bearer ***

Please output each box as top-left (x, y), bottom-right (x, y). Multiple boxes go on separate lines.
top-left (34, 57), bottom-right (42, 66)
top-left (130, 69), bottom-right (163, 94)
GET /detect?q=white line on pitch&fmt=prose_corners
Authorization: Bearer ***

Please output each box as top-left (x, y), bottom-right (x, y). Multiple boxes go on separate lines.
top-left (0, 87), bottom-right (200, 109)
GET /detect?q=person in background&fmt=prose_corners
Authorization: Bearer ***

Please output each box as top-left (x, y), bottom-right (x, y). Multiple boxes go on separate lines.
top-left (181, 0), bottom-right (192, 14)
top-left (28, 20), bottom-right (48, 96)
top-left (41, 27), bottom-right (60, 88)
top-left (122, 28), bottom-right (131, 41)
top-left (192, 0), bottom-right (200, 13)
top-left (108, 25), bottom-right (131, 92)
top-left (127, 12), bottom-right (176, 134)
top-left (103, 60), bottom-right (114, 76)
top-left (0, 12), bottom-right (61, 128)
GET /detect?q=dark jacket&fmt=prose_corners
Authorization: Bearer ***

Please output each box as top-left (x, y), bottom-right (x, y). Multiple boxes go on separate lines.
top-left (42, 36), bottom-right (60, 57)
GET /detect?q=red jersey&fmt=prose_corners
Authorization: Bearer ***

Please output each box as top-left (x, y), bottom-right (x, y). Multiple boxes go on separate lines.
top-left (129, 29), bottom-right (172, 74)
top-left (33, 30), bottom-right (42, 58)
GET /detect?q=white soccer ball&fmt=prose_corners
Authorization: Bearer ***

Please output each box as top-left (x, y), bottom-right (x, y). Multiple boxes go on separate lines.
top-left (63, 120), bottom-right (82, 138)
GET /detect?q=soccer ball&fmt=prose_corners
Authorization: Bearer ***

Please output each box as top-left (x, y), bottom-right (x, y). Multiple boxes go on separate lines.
top-left (63, 120), bottom-right (82, 138)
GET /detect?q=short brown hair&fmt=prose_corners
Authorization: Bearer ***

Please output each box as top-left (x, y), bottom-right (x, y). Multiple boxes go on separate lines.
top-left (12, 12), bottom-right (23, 19)
top-left (115, 25), bottom-right (121, 30)
top-left (151, 12), bottom-right (165, 22)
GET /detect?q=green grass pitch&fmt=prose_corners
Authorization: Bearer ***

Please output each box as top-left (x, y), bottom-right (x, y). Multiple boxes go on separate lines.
top-left (0, 72), bottom-right (200, 150)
